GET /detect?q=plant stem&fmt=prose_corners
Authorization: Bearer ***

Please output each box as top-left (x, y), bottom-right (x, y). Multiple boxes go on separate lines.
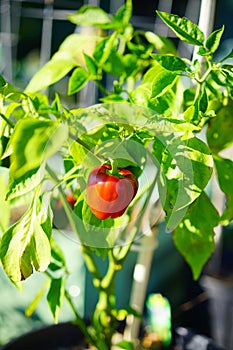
top-left (94, 80), bottom-right (109, 96)
top-left (65, 290), bottom-right (96, 344)
top-left (0, 113), bottom-right (14, 128)
top-left (80, 245), bottom-right (102, 289)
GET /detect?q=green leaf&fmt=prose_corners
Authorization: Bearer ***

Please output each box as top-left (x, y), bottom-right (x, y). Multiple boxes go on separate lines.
top-left (206, 26), bottom-right (224, 54)
top-left (70, 140), bottom-right (89, 166)
top-left (9, 119), bottom-right (68, 179)
top-left (115, 0), bottom-right (132, 25)
top-left (149, 84), bottom-right (182, 117)
top-left (0, 75), bottom-right (7, 91)
top-left (183, 103), bottom-right (199, 123)
top-left (157, 11), bottom-right (204, 46)
top-left (130, 83), bottom-right (151, 107)
top-left (93, 33), bottom-right (118, 68)
top-left (214, 155), bottom-right (233, 225)
top-left (199, 87), bottom-right (208, 113)
top-left (197, 46), bottom-right (209, 56)
top-left (151, 54), bottom-right (189, 72)
top-left (67, 6), bottom-right (111, 27)
top-left (145, 32), bottom-right (177, 54)
top-left (48, 238), bottom-right (66, 273)
top-left (115, 340), bottom-right (134, 350)
top-left (153, 135), bottom-right (213, 230)
top-left (0, 169), bottom-right (10, 233)
top-left (102, 51), bottom-right (124, 76)
top-left (84, 53), bottom-right (98, 76)
top-left (6, 168), bottom-right (41, 200)
top-left (47, 277), bottom-right (65, 323)
top-left (0, 194), bottom-right (52, 282)
top-left (25, 34), bottom-right (100, 92)
top-left (25, 54), bottom-right (76, 93)
top-left (151, 69), bottom-right (177, 99)
top-left (207, 99), bottom-right (233, 153)
top-left (25, 281), bottom-right (49, 317)
top-left (68, 67), bottom-right (89, 95)
top-left (73, 194), bottom-right (128, 249)
top-left (173, 192), bottom-right (219, 280)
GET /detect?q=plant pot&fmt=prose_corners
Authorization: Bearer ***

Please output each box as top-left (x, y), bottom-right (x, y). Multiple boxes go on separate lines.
top-left (0, 322), bottom-right (86, 350)
top-left (0, 322), bottom-right (224, 350)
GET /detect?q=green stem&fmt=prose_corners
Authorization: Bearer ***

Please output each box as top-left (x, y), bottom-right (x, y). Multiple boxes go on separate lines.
top-left (65, 290), bottom-right (96, 344)
top-left (100, 250), bottom-right (121, 291)
top-left (0, 113), bottom-right (14, 128)
top-left (80, 245), bottom-right (102, 289)
top-left (109, 158), bottom-right (119, 176)
top-left (94, 80), bottom-right (109, 96)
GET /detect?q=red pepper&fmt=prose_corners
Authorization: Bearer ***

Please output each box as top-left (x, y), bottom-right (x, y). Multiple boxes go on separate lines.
top-left (86, 164), bottom-right (138, 220)
top-left (66, 195), bottom-right (76, 209)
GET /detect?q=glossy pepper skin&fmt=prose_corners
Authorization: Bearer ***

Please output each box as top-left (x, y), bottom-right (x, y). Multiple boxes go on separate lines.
top-left (86, 164), bottom-right (138, 220)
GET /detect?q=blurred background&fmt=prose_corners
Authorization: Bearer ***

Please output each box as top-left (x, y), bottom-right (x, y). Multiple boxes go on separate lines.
top-left (0, 0), bottom-right (233, 349)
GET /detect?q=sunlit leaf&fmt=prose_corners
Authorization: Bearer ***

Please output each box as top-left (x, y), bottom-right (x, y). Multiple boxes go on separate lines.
top-left (151, 54), bottom-right (189, 72)
top-left (9, 119), bottom-right (68, 179)
top-left (68, 67), bottom-right (89, 95)
top-left (0, 194), bottom-right (52, 282)
top-left (206, 26), bottom-right (224, 54)
top-left (6, 168), bottom-right (42, 200)
top-left (145, 32), bottom-right (177, 54)
top-left (157, 11), bottom-right (204, 46)
top-left (68, 6), bottom-right (111, 27)
top-left (153, 135), bottom-right (213, 230)
top-left (0, 169), bottom-right (10, 233)
top-left (151, 70), bottom-right (177, 99)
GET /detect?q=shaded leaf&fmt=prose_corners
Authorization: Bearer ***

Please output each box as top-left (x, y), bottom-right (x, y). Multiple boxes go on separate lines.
top-left (47, 278), bottom-right (65, 323)
top-left (214, 155), bottom-right (233, 225)
top-left (173, 192), bottom-right (219, 280)
top-left (48, 237), bottom-right (66, 273)
top-left (207, 99), bottom-right (233, 153)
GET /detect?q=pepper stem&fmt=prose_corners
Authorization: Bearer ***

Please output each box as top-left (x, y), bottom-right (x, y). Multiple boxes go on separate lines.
top-left (109, 158), bottom-right (119, 176)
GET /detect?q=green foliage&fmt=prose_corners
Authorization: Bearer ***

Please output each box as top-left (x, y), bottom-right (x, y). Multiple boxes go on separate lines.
top-left (0, 193), bottom-right (52, 281)
top-left (0, 1), bottom-right (232, 348)
top-left (173, 192), bottom-right (219, 280)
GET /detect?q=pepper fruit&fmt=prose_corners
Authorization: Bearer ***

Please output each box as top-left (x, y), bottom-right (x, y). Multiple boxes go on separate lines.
top-left (86, 163), bottom-right (138, 220)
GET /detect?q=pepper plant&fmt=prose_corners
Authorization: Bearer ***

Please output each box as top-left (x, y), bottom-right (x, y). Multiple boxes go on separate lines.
top-left (0, 0), bottom-right (233, 348)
